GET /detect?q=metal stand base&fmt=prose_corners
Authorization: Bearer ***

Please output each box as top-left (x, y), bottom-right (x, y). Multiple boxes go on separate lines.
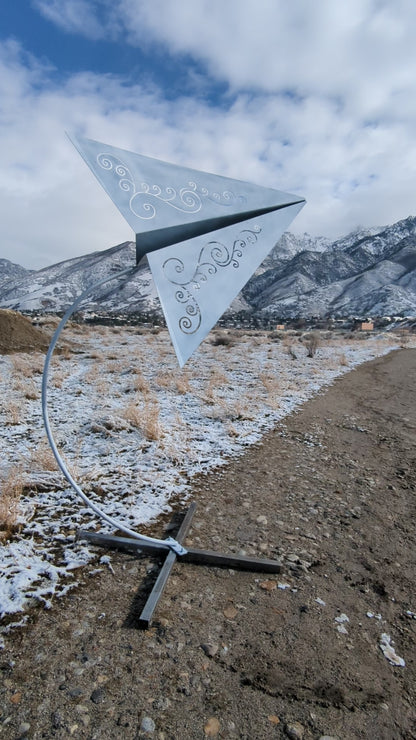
top-left (77, 503), bottom-right (282, 628)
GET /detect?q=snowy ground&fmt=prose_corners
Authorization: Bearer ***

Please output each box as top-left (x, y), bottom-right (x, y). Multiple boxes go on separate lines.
top-left (0, 325), bottom-right (413, 637)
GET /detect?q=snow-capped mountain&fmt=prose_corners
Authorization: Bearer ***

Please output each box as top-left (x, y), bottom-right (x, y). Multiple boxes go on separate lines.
top-left (244, 216), bottom-right (416, 318)
top-left (259, 231), bottom-right (330, 269)
top-left (0, 259), bottom-right (33, 293)
top-left (0, 243), bottom-right (159, 315)
top-left (1, 217), bottom-right (416, 319)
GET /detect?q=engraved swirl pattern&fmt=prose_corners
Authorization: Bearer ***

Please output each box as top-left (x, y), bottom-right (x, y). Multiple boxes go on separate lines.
top-left (96, 153), bottom-right (246, 220)
top-left (163, 227), bottom-right (261, 334)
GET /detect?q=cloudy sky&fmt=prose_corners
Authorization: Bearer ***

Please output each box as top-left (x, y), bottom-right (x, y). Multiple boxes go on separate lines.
top-left (1, 0), bottom-right (416, 269)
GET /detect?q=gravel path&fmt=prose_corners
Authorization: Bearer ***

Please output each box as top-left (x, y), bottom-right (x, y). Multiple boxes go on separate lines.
top-left (1, 348), bottom-right (415, 739)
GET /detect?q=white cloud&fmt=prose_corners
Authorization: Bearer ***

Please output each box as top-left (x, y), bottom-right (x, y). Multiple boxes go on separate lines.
top-left (118, 0), bottom-right (416, 115)
top-left (32, 0), bottom-right (116, 41)
top-left (1, 0), bottom-right (416, 269)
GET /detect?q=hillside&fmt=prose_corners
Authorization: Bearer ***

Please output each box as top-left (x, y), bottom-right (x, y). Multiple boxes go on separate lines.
top-left (1, 217), bottom-right (416, 319)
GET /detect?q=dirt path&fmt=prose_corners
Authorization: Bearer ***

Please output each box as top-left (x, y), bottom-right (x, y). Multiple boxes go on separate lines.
top-left (1, 349), bottom-right (415, 739)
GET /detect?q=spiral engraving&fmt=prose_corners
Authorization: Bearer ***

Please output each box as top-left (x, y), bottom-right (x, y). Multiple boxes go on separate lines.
top-left (96, 151), bottom-right (246, 220)
top-left (163, 226), bottom-right (261, 334)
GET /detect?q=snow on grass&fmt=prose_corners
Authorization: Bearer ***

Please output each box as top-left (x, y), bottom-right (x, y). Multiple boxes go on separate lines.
top-left (0, 327), bottom-right (411, 629)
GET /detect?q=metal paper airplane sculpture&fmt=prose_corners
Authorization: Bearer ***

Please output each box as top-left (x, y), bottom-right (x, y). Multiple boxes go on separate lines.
top-left (70, 135), bottom-right (305, 365)
top-left (39, 136), bottom-right (307, 626)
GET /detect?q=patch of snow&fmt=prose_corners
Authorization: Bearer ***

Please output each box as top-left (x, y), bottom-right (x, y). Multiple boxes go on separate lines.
top-left (335, 613), bottom-right (349, 634)
top-left (379, 633), bottom-right (405, 667)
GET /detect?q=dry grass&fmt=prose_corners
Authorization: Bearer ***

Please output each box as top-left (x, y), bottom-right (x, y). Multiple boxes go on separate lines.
top-left (175, 372), bottom-right (191, 395)
top-left (4, 401), bottom-right (22, 425)
top-left (58, 345), bottom-right (72, 361)
top-left (51, 369), bottom-right (68, 389)
top-left (95, 378), bottom-right (111, 396)
top-left (132, 371), bottom-right (151, 394)
top-left (286, 342), bottom-right (298, 360)
top-left (0, 467), bottom-right (24, 542)
top-left (226, 423), bottom-right (240, 437)
top-left (33, 441), bottom-right (59, 471)
top-left (235, 400), bottom-right (256, 420)
top-left (142, 399), bottom-right (161, 441)
top-left (107, 360), bottom-right (121, 374)
top-left (122, 395), bottom-right (162, 441)
top-left (83, 364), bottom-right (100, 384)
top-left (23, 381), bottom-right (39, 400)
top-left (11, 355), bottom-right (40, 378)
top-left (259, 369), bottom-right (279, 393)
top-left (259, 366), bottom-right (281, 408)
top-left (155, 371), bottom-right (173, 389)
top-left (305, 331), bottom-right (321, 358)
top-left (211, 331), bottom-right (235, 347)
top-left (203, 367), bottom-right (229, 403)
top-left (396, 329), bottom-right (411, 348)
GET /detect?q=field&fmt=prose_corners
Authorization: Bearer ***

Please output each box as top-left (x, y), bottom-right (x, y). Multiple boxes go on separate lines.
top-left (0, 323), bottom-right (415, 737)
top-left (0, 323), bottom-right (410, 627)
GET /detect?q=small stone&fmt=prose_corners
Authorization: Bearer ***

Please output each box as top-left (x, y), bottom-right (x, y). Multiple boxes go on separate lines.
top-left (68, 687), bottom-right (84, 699)
top-left (51, 711), bottom-right (63, 729)
top-left (153, 697), bottom-right (171, 711)
top-left (256, 515), bottom-right (268, 525)
top-left (140, 716), bottom-right (156, 734)
top-left (204, 717), bottom-right (220, 736)
top-left (259, 580), bottom-right (277, 591)
top-left (285, 720), bottom-right (305, 739)
top-left (90, 688), bottom-right (106, 704)
top-left (10, 692), bottom-right (22, 704)
top-left (18, 723), bottom-right (31, 737)
top-left (268, 714), bottom-right (280, 725)
top-left (223, 605), bottom-right (238, 620)
top-left (201, 643), bottom-right (219, 657)
top-left (319, 736), bottom-right (341, 740)
top-left (286, 554), bottom-right (300, 563)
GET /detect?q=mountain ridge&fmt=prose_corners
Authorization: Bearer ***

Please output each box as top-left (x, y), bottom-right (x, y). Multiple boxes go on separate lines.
top-left (1, 217), bottom-right (416, 319)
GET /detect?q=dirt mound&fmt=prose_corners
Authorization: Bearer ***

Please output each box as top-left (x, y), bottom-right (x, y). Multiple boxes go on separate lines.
top-left (0, 309), bottom-right (50, 354)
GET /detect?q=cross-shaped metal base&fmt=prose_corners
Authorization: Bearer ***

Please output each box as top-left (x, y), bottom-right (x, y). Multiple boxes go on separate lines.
top-left (77, 503), bottom-right (282, 628)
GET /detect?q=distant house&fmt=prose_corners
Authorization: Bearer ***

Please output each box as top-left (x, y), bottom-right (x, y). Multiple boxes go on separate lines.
top-left (276, 324), bottom-right (285, 330)
top-left (360, 321), bottom-right (374, 331)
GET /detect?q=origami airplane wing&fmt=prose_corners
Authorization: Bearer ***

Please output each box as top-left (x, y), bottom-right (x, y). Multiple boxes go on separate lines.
top-left (69, 134), bottom-right (305, 365)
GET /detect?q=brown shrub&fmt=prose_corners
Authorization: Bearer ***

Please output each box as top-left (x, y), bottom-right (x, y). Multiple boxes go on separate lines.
top-left (0, 468), bottom-right (23, 542)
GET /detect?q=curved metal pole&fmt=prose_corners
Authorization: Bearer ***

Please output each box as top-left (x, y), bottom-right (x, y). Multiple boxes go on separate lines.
top-left (41, 265), bottom-right (186, 556)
